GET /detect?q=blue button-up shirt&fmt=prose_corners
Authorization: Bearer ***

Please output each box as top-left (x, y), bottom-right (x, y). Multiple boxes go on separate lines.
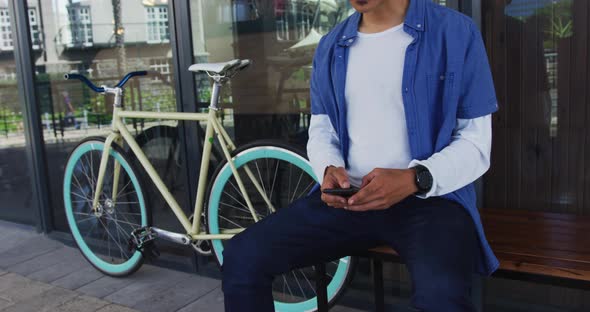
top-left (310, 0), bottom-right (499, 275)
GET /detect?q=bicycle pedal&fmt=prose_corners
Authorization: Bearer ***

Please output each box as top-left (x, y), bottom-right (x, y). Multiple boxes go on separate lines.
top-left (129, 227), bottom-right (157, 252)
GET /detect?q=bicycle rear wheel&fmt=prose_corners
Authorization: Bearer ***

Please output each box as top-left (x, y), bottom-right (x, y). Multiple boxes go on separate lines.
top-left (206, 140), bottom-right (354, 311)
top-left (63, 137), bottom-right (148, 277)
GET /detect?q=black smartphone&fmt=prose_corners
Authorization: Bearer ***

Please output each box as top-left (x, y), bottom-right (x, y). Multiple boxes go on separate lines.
top-left (322, 187), bottom-right (360, 197)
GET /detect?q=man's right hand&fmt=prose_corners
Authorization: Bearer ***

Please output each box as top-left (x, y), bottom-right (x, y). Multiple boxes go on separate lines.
top-left (320, 166), bottom-right (350, 208)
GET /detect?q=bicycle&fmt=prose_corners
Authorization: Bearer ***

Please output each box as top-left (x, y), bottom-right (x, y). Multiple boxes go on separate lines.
top-left (62, 59), bottom-right (354, 311)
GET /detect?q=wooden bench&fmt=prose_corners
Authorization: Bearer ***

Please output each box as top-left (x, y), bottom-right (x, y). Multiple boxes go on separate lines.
top-left (315, 209), bottom-right (590, 311)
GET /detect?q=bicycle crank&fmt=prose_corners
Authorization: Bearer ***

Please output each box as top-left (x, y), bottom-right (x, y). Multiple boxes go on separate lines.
top-left (191, 239), bottom-right (212, 256)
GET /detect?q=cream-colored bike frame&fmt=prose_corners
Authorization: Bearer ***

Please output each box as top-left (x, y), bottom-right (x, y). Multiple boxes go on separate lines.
top-left (90, 78), bottom-right (275, 241)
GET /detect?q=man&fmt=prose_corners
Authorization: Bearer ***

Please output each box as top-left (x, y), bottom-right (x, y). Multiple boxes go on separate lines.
top-left (222, 0), bottom-right (499, 311)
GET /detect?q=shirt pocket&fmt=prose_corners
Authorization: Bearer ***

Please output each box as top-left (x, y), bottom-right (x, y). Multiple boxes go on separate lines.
top-left (426, 71), bottom-right (455, 107)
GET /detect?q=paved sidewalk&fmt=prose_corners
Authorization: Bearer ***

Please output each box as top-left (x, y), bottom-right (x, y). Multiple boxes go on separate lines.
top-left (0, 220), bottom-right (222, 312)
top-left (0, 220), bottom-right (368, 312)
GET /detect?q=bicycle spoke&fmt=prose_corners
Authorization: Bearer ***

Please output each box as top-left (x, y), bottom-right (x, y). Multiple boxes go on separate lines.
top-left (254, 160), bottom-right (268, 197)
top-left (289, 169), bottom-right (304, 203)
top-left (116, 179), bottom-right (134, 199)
top-left (295, 180), bottom-right (315, 201)
top-left (113, 211), bottom-right (141, 216)
top-left (281, 275), bottom-right (294, 299)
top-left (105, 217), bottom-right (140, 228)
top-left (75, 216), bottom-right (96, 224)
top-left (299, 268), bottom-right (316, 296)
top-left (72, 174), bottom-right (92, 200)
top-left (219, 215), bottom-right (244, 229)
top-left (222, 188), bottom-right (248, 210)
top-left (292, 270), bottom-right (306, 299)
top-left (116, 190), bottom-right (138, 199)
top-left (97, 217), bottom-right (127, 259)
top-left (111, 201), bottom-right (139, 205)
top-left (219, 202), bottom-right (263, 219)
top-left (269, 159), bottom-right (280, 205)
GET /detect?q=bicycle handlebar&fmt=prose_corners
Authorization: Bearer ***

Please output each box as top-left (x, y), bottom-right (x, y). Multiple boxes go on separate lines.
top-left (64, 71), bottom-right (148, 92)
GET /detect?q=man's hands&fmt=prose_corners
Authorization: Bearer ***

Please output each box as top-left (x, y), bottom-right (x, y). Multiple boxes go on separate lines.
top-left (320, 167), bottom-right (419, 211)
top-left (346, 168), bottom-right (418, 211)
top-left (320, 166), bottom-right (350, 208)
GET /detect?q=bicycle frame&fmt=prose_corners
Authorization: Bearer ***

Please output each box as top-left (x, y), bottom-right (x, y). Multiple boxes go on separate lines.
top-left (90, 79), bottom-right (275, 241)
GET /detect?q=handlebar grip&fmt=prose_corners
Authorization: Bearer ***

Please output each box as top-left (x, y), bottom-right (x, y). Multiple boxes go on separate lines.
top-left (64, 73), bottom-right (105, 93)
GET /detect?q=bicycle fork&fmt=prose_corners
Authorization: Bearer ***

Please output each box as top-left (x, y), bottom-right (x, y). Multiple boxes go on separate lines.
top-left (91, 87), bottom-right (124, 213)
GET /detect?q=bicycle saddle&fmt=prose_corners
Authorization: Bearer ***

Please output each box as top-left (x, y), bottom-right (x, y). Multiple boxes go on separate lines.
top-left (188, 59), bottom-right (251, 75)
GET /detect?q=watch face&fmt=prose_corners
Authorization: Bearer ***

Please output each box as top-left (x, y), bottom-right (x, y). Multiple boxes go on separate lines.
top-left (417, 169), bottom-right (433, 191)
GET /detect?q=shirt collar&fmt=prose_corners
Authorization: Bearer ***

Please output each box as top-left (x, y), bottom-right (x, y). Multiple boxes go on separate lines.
top-left (338, 0), bottom-right (425, 46)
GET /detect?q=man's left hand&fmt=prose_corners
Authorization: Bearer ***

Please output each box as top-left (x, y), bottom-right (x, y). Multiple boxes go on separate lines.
top-left (346, 168), bottom-right (419, 211)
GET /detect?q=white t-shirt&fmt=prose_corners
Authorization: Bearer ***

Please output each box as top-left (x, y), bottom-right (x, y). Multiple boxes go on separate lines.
top-left (344, 23), bottom-right (414, 186)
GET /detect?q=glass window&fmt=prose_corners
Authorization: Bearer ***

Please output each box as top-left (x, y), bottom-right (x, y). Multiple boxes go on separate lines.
top-left (0, 5), bottom-right (35, 224)
top-left (28, 8), bottom-right (41, 49)
top-left (65, 5), bottom-right (93, 47)
top-left (32, 0), bottom-right (186, 237)
top-left (190, 0), bottom-right (352, 148)
top-left (0, 8), bottom-right (13, 49)
top-left (483, 0), bottom-right (590, 307)
top-left (146, 6), bottom-right (169, 43)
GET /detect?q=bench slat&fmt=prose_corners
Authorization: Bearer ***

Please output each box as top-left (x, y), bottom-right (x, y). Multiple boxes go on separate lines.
top-left (365, 209), bottom-right (590, 282)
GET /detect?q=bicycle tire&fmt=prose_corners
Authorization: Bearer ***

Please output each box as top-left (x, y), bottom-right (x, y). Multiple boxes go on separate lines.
top-left (63, 136), bottom-right (149, 277)
top-left (205, 139), bottom-right (356, 311)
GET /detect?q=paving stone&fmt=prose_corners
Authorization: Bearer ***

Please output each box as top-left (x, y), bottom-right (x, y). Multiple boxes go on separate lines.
top-left (0, 221), bottom-right (37, 253)
top-left (0, 236), bottom-right (62, 268)
top-left (8, 246), bottom-right (81, 276)
top-left (0, 296), bottom-right (11, 310)
top-left (1, 286), bottom-right (78, 312)
top-left (0, 273), bottom-right (53, 305)
top-left (55, 294), bottom-right (110, 312)
top-left (177, 287), bottom-right (224, 312)
top-left (52, 266), bottom-right (105, 290)
top-left (104, 267), bottom-right (189, 307)
top-left (27, 254), bottom-right (89, 283)
top-left (132, 274), bottom-right (221, 312)
top-left (95, 304), bottom-right (139, 312)
top-left (77, 266), bottom-right (157, 299)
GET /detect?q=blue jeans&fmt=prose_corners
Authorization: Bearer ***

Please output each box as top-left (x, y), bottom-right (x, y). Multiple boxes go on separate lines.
top-left (222, 189), bottom-right (477, 312)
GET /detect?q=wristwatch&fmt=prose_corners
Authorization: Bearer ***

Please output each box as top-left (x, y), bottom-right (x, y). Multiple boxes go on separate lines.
top-left (414, 165), bottom-right (433, 195)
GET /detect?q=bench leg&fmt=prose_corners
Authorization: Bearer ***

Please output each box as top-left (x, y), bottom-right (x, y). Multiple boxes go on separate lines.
top-left (372, 258), bottom-right (385, 312)
top-left (471, 275), bottom-right (484, 312)
top-left (316, 263), bottom-right (329, 312)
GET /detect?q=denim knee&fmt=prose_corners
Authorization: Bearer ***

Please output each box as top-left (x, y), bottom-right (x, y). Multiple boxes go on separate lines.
top-left (221, 233), bottom-right (275, 291)
top-left (411, 273), bottom-right (474, 312)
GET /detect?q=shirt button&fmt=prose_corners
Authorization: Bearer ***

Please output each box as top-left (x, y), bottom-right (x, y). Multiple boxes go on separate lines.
top-left (404, 87), bottom-right (409, 93)
top-left (342, 35), bottom-right (346, 39)
top-left (440, 75), bottom-right (445, 80)
top-left (417, 24), bottom-right (422, 28)
top-left (348, 39), bottom-right (353, 43)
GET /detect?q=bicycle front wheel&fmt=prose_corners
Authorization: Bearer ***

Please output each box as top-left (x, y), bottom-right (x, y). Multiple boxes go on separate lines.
top-left (206, 140), bottom-right (354, 311)
top-left (63, 137), bottom-right (148, 277)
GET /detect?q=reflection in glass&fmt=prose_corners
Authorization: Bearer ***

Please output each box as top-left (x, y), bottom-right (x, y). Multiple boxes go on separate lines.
top-left (191, 0), bottom-right (352, 148)
top-left (485, 0), bottom-right (590, 213)
top-left (30, 0), bottom-right (185, 233)
top-left (0, 2), bottom-right (35, 224)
